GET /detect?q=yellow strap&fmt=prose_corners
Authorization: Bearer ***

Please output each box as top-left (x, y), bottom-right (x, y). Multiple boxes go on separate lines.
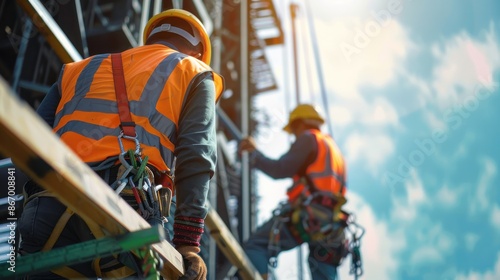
top-left (100, 265), bottom-right (136, 278)
top-left (291, 208), bottom-right (301, 225)
top-left (51, 266), bottom-right (88, 279)
top-left (82, 216), bottom-right (138, 278)
top-left (80, 213), bottom-right (105, 238)
top-left (33, 191), bottom-right (136, 278)
top-left (94, 257), bottom-right (136, 279)
top-left (24, 194), bottom-right (87, 278)
top-left (92, 258), bottom-right (102, 278)
top-left (41, 207), bottom-right (74, 252)
top-left (23, 190), bottom-right (56, 206)
top-left (31, 194), bottom-right (134, 278)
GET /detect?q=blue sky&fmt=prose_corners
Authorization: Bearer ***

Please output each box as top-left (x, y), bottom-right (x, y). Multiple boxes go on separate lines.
top-left (247, 0), bottom-right (500, 279)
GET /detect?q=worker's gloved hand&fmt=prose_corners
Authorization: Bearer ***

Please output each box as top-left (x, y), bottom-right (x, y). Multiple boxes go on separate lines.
top-left (239, 137), bottom-right (257, 153)
top-left (177, 246), bottom-right (207, 280)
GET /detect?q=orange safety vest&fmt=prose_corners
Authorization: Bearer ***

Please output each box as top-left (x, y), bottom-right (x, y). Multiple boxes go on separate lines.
top-left (52, 44), bottom-right (224, 172)
top-left (287, 129), bottom-right (347, 202)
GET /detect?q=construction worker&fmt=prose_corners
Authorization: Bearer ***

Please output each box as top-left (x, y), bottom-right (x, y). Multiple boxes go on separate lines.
top-left (17, 9), bottom-right (224, 279)
top-left (239, 104), bottom-right (348, 280)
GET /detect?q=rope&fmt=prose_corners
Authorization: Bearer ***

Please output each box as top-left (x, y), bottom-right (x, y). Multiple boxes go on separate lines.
top-left (347, 218), bottom-right (365, 280)
top-left (349, 235), bottom-right (363, 280)
top-left (303, 0), bottom-right (334, 137)
top-left (267, 203), bottom-right (291, 278)
top-left (298, 3), bottom-right (316, 103)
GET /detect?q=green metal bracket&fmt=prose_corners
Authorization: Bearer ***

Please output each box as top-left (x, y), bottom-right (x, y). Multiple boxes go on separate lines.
top-left (0, 225), bottom-right (166, 279)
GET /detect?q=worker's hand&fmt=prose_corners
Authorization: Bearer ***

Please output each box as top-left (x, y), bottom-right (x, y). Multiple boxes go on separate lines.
top-left (177, 246), bottom-right (207, 280)
top-left (239, 137), bottom-right (257, 153)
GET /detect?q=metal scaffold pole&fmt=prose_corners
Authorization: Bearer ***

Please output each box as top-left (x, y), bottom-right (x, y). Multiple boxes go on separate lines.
top-left (241, 0), bottom-right (251, 242)
top-left (290, 2), bottom-right (304, 279)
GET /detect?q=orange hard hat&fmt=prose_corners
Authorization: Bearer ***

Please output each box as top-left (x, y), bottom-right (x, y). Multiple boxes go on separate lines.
top-left (143, 9), bottom-right (212, 65)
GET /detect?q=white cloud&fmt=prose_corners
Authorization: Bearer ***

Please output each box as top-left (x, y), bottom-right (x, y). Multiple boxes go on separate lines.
top-left (423, 110), bottom-right (448, 134)
top-left (464, 233), bottom-right (480, 252)
top-left (323, 19), bottom-right (410, 94)
top-left (361, 98), bottom-right (399, 127)
top-left (490, 204), bottom-right (500, 231)
top-left (391, 24), bottom-right (500, 131)
top-left (409, 223), bottom-right (455, 267)
top-left (398, 71), bottom-right (433, 117)
top-left (456, 252), bottom-right (500, 280)
top-left (337, 192), bottom-right (405, 280)
top-left (344, 131), bottom-right (395, 173)
top-left (470, 157), bottom-right (497, 214)
top-left (452, 137), bottom-right (471, 160)
top-left (410, 246), bottom-right (444, 265)
top-left (330, 105), bottom-right (353, 127)
top-left (436, 185), bottom-right (461, 207)
top-left (311, 16), bottom-right (412, 130)
top-left (406, 172), bottom-right (426, 206)
top-left (431, 24), bottom-right (500, 111)
top-left (391, 169), bottom-right (427, 222)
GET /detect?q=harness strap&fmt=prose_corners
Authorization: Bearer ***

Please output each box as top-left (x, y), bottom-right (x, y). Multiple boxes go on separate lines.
top-left (23, 190), bottom-right (55, 206)
top-left (100, 265), bottom-right (136, 278)
top-left (93, 258), bottom-right (102, 278)
top-left (111, 53), bottom-right (136, 137)
top-left (42, 208), bottom-right (74, 252)
top-left (32, 192), bottom-right (137, 278)
top-left (81, 212), bottom-right (136, 278)
top-left (39, 206), bottom-right (89, 279)
top-left (268, 218), bottom-right (283, 267)
top-left (51, 266), bottom-right (88, 279)
top-left (93, 257), bottom-right (136, 279)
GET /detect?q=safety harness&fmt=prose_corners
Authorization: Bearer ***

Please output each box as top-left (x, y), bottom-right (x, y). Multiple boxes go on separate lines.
top-left (23, 53), bottom-right (174, 279)
top-left (267, 189), bottom-right (364, 279)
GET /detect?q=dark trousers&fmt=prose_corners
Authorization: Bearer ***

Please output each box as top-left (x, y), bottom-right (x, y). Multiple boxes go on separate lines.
top-left (17, 178), bottom-right (159, 279)
top-left (18, 196), bottom-right (98, 279)
top-left (243, 216), bottom-right (339, 280)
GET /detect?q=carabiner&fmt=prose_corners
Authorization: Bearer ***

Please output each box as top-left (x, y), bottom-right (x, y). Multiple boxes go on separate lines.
top-left (117, 131), bottom-right (141, 156)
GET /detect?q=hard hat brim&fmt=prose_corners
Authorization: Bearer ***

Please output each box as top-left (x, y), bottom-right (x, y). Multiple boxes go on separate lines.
top-left (283, 123), bottom-right (293, 134)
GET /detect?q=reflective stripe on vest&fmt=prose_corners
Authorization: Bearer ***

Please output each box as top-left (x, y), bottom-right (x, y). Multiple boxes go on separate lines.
top-left (287, 130), bottom-right (346, 202)
top-left (53, 44), bottom-right (224, 172)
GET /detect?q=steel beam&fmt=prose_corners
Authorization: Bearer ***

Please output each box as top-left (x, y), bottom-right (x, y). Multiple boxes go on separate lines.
top-left (16, 0), bottom-right (83, 63)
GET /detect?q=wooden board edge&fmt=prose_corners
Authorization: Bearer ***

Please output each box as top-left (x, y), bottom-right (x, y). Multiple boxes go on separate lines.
top-left (0, 77), bottom-right (184, 276)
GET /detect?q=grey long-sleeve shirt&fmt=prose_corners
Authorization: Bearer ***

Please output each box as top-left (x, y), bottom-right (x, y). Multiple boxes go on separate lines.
top-left (251, 131), bottom-right (319, 179)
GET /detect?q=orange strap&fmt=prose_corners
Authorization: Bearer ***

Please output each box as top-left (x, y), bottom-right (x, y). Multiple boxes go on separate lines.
top-left (111, 53), bottom-right (136, 137)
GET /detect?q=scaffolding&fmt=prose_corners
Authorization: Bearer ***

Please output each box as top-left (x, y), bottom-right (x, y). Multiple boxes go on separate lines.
top-left (0, 0), bottom-right (284, 279)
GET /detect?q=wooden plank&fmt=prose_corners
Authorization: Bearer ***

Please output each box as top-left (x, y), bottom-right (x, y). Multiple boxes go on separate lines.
top-left (0, 77), bottom-right (184, 277)
top-left (205, 203), bottom-right (263, 280)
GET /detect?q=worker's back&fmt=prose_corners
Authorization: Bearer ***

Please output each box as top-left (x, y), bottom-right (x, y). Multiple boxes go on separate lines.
top-left (52, 44), bottom-right (222, 171)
